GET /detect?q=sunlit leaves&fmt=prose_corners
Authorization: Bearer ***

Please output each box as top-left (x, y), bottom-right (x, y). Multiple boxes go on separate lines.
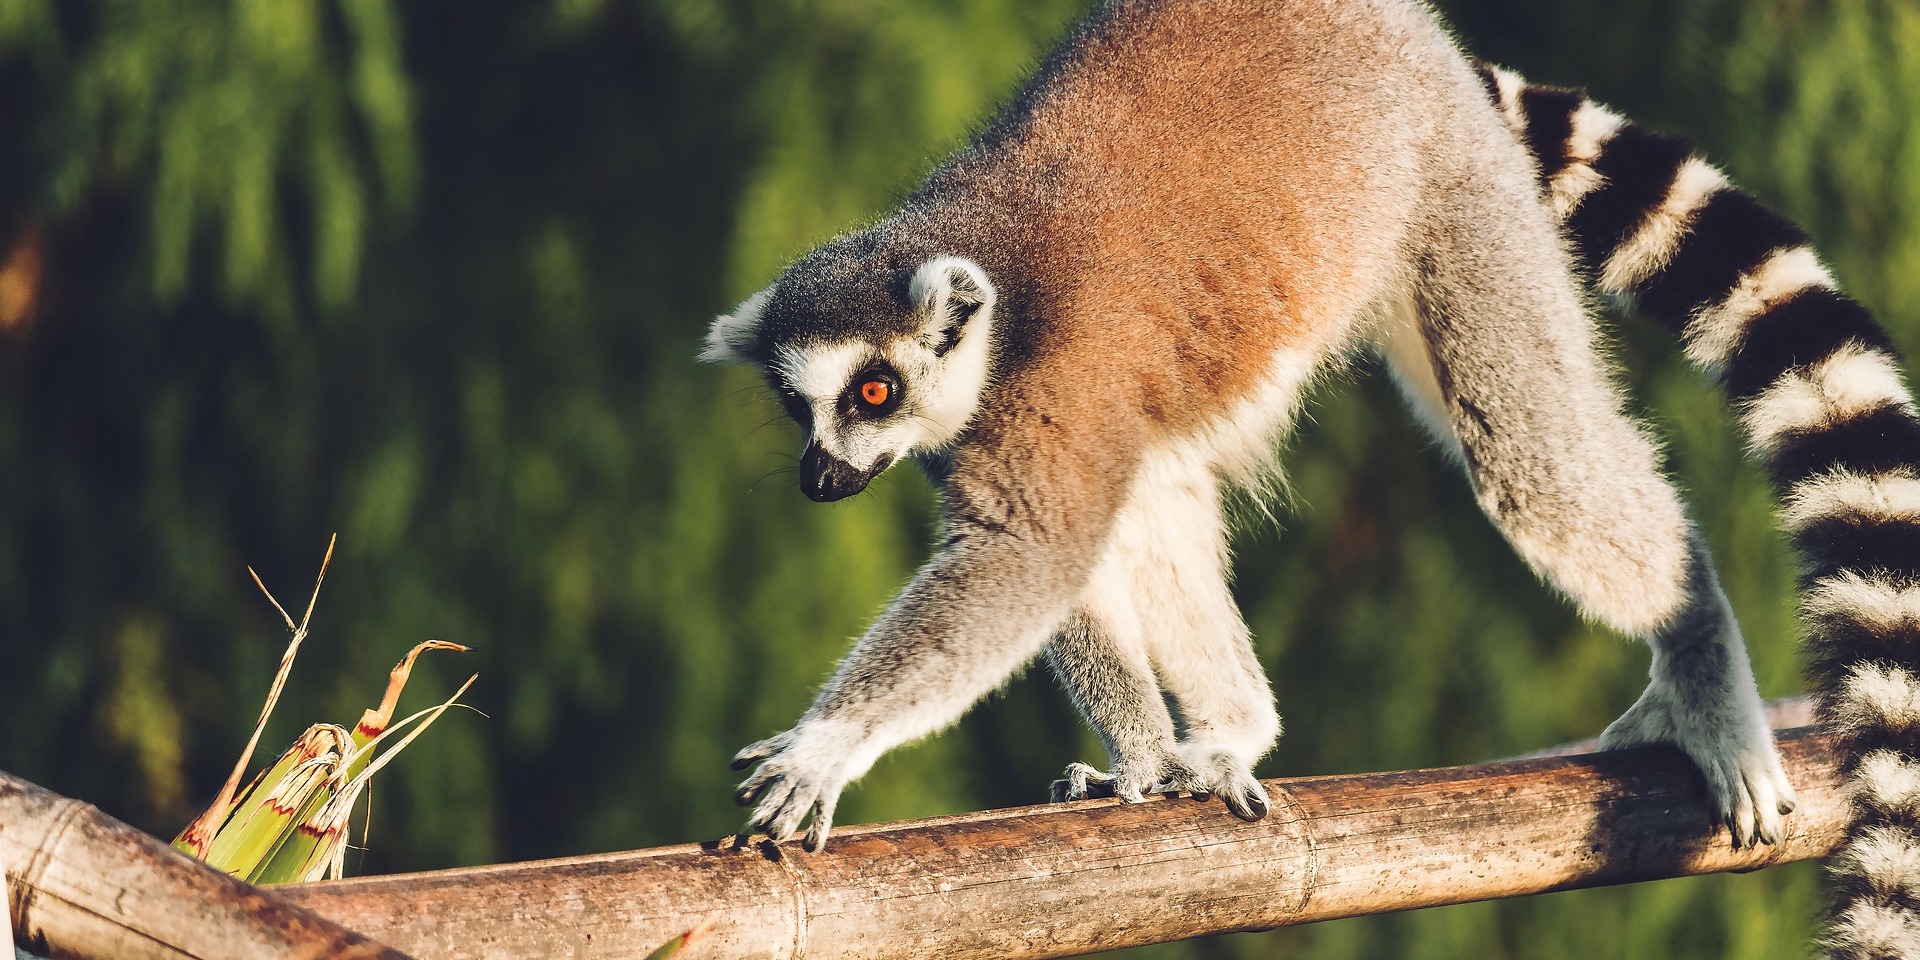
top-left (4, 0), bottom-right (417, 315)
top-left (642, 0), bottom-right (1085, 294)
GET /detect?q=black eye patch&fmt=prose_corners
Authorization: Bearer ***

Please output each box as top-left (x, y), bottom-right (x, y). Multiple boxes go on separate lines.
top-left (771, 380), bottom-right (811, 429)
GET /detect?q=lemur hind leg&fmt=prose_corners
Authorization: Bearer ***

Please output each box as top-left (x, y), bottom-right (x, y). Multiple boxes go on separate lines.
top-left (1592, 538), bottom-right (1796, 845)
top-left (1379, 156), bottom-right (1795, 847)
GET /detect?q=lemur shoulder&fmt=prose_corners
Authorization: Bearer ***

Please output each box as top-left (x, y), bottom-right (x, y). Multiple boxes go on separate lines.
top-left (701, 1), bottom-right (1920, 955)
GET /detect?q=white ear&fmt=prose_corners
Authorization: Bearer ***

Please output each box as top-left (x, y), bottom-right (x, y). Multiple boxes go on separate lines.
top-left (908, 256), bottom-right (996, 357)
top-left (699, 287), bottom-right (772, 364)
top-left (902, 256), bottom-right (998, 447)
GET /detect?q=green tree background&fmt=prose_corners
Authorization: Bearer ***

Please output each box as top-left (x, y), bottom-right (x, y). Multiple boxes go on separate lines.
top-left (2, 1), bottom-right (1915, 956)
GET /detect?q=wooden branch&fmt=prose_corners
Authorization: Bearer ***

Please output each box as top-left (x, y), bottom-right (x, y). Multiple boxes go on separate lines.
top-left (0, 771), bottom-right (412, 960)
top-left (279, 708), bottom-right (1843, 960)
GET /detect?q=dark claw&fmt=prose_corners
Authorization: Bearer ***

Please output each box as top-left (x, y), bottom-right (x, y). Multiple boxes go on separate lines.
top-left (735, 779), bottom-right (769, 807)
top-left (732, 736), bottom-right (787, 770)
top-left (1051, 763), bottom-right (1121, 803)
top-left (1779, 796), bottom-right (1798, 816)
top-left (732, 744), bottom-right (774, 770)
top-left (1226, 788), bottom-right (1271, 822)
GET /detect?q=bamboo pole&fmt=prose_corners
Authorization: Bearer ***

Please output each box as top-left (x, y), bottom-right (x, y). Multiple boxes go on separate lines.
top-left (279, 716), bottom-right (1844, 960)
top-left (0, 771), bottom-right (411, 960)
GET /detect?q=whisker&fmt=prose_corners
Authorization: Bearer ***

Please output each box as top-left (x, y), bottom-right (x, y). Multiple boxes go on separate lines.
top-left (743, 415), bottom-right (798, 441)
top-left (748, 465), bottom-right (800, 494)
top-left (726, 391), bottom-right (782, 412)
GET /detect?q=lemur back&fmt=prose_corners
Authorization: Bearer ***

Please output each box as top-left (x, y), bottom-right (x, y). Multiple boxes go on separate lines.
top-left (703, 1), bottom-right (1915, 956)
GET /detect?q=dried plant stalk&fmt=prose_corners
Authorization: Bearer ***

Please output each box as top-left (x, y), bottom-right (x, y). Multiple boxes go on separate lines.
top-left (172, 537), bottom-right (476, 884)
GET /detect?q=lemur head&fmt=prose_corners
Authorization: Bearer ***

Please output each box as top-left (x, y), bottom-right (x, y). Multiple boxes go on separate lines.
top-left (700, 233), bottom-right (997, 502)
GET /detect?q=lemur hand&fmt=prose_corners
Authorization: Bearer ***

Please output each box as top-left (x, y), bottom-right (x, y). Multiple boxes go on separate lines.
top-left (732, 724), bottom-right (854, 851)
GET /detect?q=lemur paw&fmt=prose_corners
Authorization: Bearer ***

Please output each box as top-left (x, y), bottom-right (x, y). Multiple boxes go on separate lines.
top-left (1049, 758), bottom-right (1177, 804)
top-left (731, 726), bottom-right (854, 852)
top-left (1169, 749), bottom-right (1271, 822)
top-left (1598, 689), bottom-right (1798, 849)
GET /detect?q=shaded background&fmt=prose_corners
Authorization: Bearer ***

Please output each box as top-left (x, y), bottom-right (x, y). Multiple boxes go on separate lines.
top-left (3, 0), bottom-right (1917, 956)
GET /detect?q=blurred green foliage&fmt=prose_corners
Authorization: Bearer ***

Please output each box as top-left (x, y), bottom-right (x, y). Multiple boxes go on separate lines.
top-left (0, 2), bottom-right (1914, 957)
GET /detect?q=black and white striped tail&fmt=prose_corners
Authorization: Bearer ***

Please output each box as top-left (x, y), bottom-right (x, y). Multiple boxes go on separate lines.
top-left (1480, 62), bottom-right (1920, 959)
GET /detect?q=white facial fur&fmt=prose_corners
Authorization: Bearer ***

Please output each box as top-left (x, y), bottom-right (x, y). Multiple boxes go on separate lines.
top-left (770, 257), bottom-right (998, 473)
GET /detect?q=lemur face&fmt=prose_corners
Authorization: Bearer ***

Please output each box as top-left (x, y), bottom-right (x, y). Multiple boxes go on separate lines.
top-left (774, 340), bottom-right (928, 501)
top-left (701, 244), bottom-right (996, 502)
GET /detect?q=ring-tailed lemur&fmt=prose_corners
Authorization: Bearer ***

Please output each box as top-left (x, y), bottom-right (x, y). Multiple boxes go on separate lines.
top-left (701, 1), bottom-right (1917, 954)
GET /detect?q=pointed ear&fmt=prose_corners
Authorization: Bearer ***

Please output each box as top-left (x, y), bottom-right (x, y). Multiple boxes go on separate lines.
top-left (909, 256), bottom-right (996, 358)
top-left (699, 288), bottom-right (772, 364)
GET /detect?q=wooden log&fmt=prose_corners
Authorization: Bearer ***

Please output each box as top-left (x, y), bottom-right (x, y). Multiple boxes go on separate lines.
top-left (279, 719), bottom-right (1845, 960)
top-left (0, 771), bottom-right (412, 960)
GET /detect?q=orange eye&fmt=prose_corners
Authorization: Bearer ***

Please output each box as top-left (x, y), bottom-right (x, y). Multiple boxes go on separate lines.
top-left (860, 379), bottom-right (891, 407)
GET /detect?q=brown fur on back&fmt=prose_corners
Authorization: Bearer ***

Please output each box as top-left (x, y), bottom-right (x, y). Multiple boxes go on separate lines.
top-left (908, 1), bottom-right (1450, 433)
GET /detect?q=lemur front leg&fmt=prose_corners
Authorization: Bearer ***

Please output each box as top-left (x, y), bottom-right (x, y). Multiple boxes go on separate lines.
top-left (1046, 451), bottom-right (1279, 820)
top-left (733, 531), bottom-right (1079, 850)
top-left (1129, 457), bottom-right (1278, 822)
top-left (734, 431), bottom-right (1133, 850)
top-left (1044, 604), bottom-right (1191, 805)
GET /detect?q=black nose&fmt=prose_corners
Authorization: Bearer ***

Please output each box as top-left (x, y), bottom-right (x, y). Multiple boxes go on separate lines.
top-left (801, 443), bottom-right (881, 502)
